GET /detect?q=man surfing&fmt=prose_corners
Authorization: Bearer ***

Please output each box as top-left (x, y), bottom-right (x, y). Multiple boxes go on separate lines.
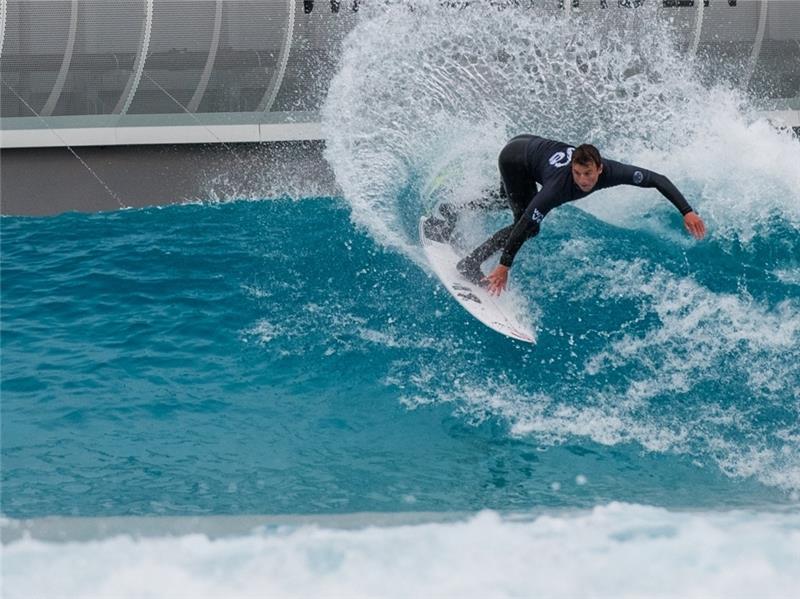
top-left (423, 134), bottom-right (706, 296)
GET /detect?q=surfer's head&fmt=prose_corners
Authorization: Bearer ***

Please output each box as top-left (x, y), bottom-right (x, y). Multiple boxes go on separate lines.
top-left (571, 144), bottom-right (603, 192)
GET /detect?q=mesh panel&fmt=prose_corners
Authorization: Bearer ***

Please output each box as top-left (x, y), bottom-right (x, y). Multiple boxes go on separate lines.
top-left (271, 3), bottom-right (357, 112)
top-left (693, 2), bottom-right (761, 87)
top-left (127, 1), bottom-right (216, 114)
top-left (0, 1), bottom-right (72, 117)
top-left (750, 1), bottom-right (800, 101)
top-left (54, 0), bottom-right (144, 116)
top-left (655, 3), bottom-right (697, 52)
top-left (197, 1), bottom-right (289, 113)
top-left (1, 1), bottom-right (798, 126)
top-left (700, 0), bottom-right (761, 40)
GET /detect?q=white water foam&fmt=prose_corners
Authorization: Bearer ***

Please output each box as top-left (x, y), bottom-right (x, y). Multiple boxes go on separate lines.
top-left (4, 505), bottom-right (800, 599)
top-left (400, 239), bottom-right (800, 492)
top-left (583, 257), bottom-right (800, 400)
top-left (321, 1), bottom-right (800, 494)
top-left (579, 104), bottom-right (800, 242)
top-left (323, 1), bottom-right (800, 255)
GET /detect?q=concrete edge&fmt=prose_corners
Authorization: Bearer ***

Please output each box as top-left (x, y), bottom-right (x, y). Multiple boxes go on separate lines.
top-left (2, 110), bottom-right (797, 149)
top-left (0, 121), bottom-right (324, 148)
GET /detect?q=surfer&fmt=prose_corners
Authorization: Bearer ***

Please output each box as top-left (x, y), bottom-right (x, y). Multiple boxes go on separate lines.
top-left (424, 134), bottom-right (706, 296)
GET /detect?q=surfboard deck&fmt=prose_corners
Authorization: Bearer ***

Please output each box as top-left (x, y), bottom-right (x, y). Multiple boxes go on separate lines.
top-left (419, 215), bottom-right (536, 344)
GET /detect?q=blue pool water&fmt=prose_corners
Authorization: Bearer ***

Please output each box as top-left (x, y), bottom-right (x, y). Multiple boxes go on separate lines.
top-left (2, 196), bottom-right (798, 518)
top-left (3, 3), bottom-right (800, 596)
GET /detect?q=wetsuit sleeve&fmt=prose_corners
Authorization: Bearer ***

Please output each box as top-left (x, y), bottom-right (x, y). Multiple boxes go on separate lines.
top-left (606, 160), bottom-right (694, 215)
top-left (499, 183), bottom-right (560, 268)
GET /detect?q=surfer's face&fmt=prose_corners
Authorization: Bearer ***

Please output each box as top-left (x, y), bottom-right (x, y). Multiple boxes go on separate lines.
top-left (571, 161), bottom-right (603, 192)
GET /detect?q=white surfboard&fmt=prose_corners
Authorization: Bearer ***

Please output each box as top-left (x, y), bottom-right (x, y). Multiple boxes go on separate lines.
top-left (420, 216), bottom-right (536, 343)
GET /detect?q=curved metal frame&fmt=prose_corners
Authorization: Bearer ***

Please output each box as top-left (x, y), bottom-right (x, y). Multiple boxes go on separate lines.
top-left (114, 0), bottom-right (153, 115)
top-left (690, 0), bottom-right (705, 56)
top-left (258, 0), bottom-right (296, 112)
top-left (188, 0), bottom-right (223, 113)
top-left (41, 0), bottom-right (78, 116)
top-left (744, 0), bottom-right (769, 86)
top-left (0, 0), bottom-right (7, 59)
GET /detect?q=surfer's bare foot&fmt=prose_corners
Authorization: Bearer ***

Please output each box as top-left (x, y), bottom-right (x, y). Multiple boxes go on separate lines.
top-left (457, 256), bottom-right (485, 286)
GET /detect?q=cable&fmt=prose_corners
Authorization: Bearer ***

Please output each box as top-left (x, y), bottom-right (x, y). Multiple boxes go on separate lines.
top-left (1, 77), bottom-right (127, 210)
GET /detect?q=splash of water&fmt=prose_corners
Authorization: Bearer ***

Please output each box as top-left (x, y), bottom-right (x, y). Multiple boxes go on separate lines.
top-left (320, 2), bottom-right (800, 493)
top-left (322, 1), bottom-right (800, 252)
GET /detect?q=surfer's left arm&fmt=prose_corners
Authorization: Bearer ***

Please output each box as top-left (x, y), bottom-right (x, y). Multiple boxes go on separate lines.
top-left (608, 160), bottom-right (706, 240)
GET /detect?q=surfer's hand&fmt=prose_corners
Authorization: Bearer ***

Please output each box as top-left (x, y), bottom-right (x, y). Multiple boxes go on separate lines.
top-left (484, 265), bottom-right (509, 296)
top-left (684, 211), bottom-right (706, 240)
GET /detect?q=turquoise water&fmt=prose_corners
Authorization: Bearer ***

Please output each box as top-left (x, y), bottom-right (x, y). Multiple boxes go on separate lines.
top-left (2, 197), bottom-right (798, 518)
top-left (3, 4), bottom-right (800, 596)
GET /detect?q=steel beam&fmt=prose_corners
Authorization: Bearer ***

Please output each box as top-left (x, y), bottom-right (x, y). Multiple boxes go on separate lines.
top-left (259, 0), bottom-right (296, 112)
top-left (188, 0), bottom-right (223, 113)
top-left (745, 0), bottom-right (769, 86)
top-left (0, 0), bottom-right (7, 59)
top-left (690, 0), bottom-right (705, 56)
top-left (114, 0), bottom-right (153, 115)
top-left (42, 0), bottom-right (78, 116)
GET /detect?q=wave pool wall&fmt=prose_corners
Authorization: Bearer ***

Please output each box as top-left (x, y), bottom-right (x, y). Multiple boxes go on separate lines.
top-left (1, 0), bottom-right (797, 129)
top-left (1, 0), bottom-right (799, 215)
top-left (0, 140), bottom-right (337, 215)
top-left (0, 0), bottom-right (356, 124)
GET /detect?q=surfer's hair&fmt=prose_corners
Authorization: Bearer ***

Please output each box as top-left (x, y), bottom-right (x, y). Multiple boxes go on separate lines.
top-left (572, 144), bottom-right (602, 168)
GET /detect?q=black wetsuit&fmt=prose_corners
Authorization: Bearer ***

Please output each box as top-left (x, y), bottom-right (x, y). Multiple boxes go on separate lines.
top-left (464, 134), bottom-right (694, 269)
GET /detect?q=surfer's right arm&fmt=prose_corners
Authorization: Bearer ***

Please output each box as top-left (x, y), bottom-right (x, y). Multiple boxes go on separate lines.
top-left (607, 160), bottom-right (706, 240)
top-left (640, 169), bottom-right (706, 240)
top-left (485, 264), bottom-right (509, 296)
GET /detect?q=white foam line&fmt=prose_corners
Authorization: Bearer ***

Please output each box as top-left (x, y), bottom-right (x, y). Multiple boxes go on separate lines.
top-left (4, 505), bottom-right (800, 599)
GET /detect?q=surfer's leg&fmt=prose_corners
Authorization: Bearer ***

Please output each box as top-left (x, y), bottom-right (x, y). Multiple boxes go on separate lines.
top-left (458, 224), bottom-right (514, 274)
top-left (455, 138), bottom-right (537, 282)
top-left (427, 183), bottom-right (506, 243)
top-left (430, 136), bottom-right (536, 243)
top-left (459, 184), bottom-right (508, 212)
top-left (498, 139), bottom-right (538, 221)
top-left (464, 136), bottom-right (534, 216)
top-left (456, 220), bottom-right (540, 284)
